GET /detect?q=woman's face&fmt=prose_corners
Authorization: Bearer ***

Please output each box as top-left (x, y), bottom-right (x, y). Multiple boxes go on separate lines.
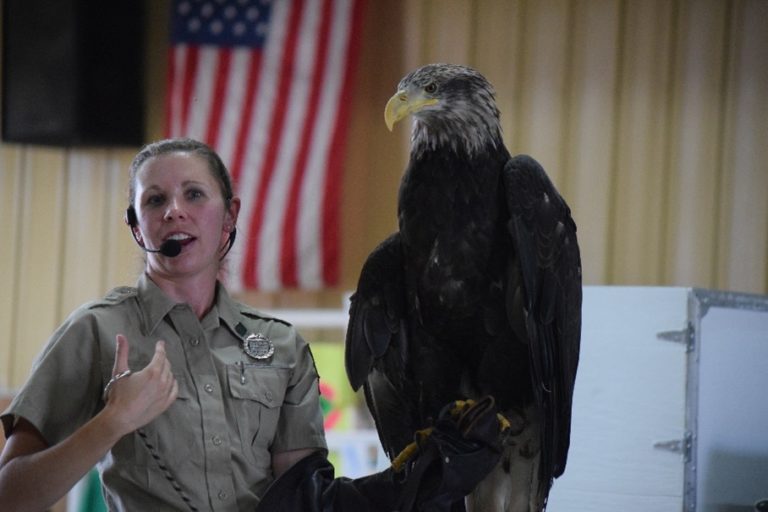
top-left (132, 151), bottom-right (238, 278)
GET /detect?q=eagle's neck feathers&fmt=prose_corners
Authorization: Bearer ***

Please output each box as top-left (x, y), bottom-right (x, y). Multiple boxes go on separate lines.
top-left (409, 96), bottom-right (503, 159)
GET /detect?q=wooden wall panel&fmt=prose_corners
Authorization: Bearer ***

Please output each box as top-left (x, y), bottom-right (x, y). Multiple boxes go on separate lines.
top-left (0, 147), bottom-right (23, 390)
top-left (718, 0), bottom-right (768, 294)
top-left (421, 0), bottom-right (474, 65)
top-left (402, 0), bottom-right (426, 72)
top-left (665, 0), bottom-right (729, 287)
top-left (341, 0), bottom-right (407, 291)
top-left (12, 149), bottom-right (67, 386)
top-left (363, 0), bottom-right (768, 293)
top-left (472, 0), bottom-right (522, 147)
top-left (101, 150), bottom-right (146, 292)
top-left (2, 0), bottom-right (768, 393)
top-left (610, 0), bottom-right (676, 285)
top-left (513, 0), bottom-right (572, 184)
top-left (59, 152), bottom-right (110, 318)
top-left (564, 0), bottom-right (621, 284)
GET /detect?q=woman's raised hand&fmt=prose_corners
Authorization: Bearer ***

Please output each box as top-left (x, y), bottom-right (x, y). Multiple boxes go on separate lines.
top-left (105, 334), bottom-right (179, 434)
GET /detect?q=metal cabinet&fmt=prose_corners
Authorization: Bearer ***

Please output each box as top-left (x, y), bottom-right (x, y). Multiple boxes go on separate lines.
top-left (548, 287), bottom-right (768, 512)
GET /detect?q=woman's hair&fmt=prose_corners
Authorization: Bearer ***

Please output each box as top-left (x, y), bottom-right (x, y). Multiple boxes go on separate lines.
top-left (128, 138), bottom-right (234, 208)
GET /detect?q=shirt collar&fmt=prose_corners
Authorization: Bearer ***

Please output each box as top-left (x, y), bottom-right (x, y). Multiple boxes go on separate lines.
top-left (214, 282), bottom-right (247, 340)
top-left (136, 273), bottom-right (243, 337)
top-left (137, 273), bottom-right (177, 335)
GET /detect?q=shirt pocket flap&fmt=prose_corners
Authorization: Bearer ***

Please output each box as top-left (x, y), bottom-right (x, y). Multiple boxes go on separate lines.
top-left (227, 365), bottom-right (286, 408)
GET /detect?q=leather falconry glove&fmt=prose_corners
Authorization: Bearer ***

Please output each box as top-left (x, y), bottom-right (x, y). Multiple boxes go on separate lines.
top-left (255, 395), bottom-right (507, 512)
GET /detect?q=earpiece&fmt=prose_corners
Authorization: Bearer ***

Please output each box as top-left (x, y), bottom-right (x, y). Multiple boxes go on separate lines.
top-left (221, 227), bottom-right (237, 259)
top-left (125, 206), bottom-right (138, 227)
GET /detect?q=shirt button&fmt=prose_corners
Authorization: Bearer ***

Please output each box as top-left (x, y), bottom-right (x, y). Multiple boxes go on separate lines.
top-left (204, 383), bottom-right (214, 393)
top-left (218, 490), bottom-right (228, 501)
top-left (265, 391), bottom-right (273, 402)
top-left (190, 338), bottom-right (200, 346)
top-left (212, 435), bottom-right (223, 446)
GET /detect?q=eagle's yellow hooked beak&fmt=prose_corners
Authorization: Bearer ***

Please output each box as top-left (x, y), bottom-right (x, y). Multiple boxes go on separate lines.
top-left (384, 90), bottom-right (439, 131)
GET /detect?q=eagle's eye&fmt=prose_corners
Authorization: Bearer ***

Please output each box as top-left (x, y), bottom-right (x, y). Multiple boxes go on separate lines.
top-left (424, 82), bottom-right (437, 94)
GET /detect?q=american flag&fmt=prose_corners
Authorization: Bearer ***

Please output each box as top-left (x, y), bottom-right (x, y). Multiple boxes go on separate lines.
top-left (166, 0), bottom-right (365, 291)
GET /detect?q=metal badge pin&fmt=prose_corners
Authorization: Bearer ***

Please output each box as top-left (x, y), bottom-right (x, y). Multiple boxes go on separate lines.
top-left (236, 361), bottom-right (247, 384)
top-left (242, 332), bottom-right (274, 361)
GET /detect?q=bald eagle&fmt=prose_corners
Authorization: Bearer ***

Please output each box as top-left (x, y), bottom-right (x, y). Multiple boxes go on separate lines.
top-left (345, 64), bottom-right (581, 511)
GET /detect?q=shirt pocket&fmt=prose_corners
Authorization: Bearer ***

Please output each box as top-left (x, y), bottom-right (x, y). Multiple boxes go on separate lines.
top-left (227, 365), bottom-right (288, 459)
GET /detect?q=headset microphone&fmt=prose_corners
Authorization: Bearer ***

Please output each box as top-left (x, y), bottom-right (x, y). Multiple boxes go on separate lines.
top-left (148, 239), bottom-right (183, 257)
top-left (125, 207), bottom-right (183, 258)
top-left (125, 206), bottom-right (236, 259)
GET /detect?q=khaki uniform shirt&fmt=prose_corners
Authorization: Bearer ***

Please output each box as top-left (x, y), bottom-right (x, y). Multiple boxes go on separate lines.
top-left (1, 274), bottom-right (327, 511)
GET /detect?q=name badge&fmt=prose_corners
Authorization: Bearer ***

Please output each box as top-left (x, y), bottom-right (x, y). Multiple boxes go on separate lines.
top-left (242, 333), bottom-right (274, 360)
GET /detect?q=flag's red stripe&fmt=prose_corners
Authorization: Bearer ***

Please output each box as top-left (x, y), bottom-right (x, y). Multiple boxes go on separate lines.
top-left (321, 0), bottom-right (366, 286)
top-left (205, 48), bottom-right (232, 147)
top-left (230, 52), bottom-right (264, 185)
top-left (164, 48), bottom-right (178, 137)
top-left (280, 0), bottom-right (333, 287)
top-left (168, 1), bottom-right (365, 290)
top-left (243, 0), bottom-right (305, 288)
top-left (181, 46), bottom-right (200, 134)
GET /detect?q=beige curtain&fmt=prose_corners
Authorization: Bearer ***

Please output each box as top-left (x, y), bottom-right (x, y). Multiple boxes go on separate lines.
top-left (392, 0), bottom-right (768, 291)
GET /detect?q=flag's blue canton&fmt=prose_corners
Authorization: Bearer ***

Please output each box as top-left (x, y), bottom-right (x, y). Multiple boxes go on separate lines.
top-left (170, 0), bottom-right (273, 47)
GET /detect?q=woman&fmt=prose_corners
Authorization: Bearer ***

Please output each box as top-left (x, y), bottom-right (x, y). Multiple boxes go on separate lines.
top-left (0, 138), bottom-right (502, 512)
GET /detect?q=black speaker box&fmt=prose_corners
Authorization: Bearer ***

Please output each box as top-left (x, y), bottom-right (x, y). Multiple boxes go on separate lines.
top-left (1, 0), bottom-right (145, 146)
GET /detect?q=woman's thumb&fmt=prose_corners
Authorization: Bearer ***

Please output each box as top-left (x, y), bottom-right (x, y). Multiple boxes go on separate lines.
top-left (112, 334), bottom-right (130, 375)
